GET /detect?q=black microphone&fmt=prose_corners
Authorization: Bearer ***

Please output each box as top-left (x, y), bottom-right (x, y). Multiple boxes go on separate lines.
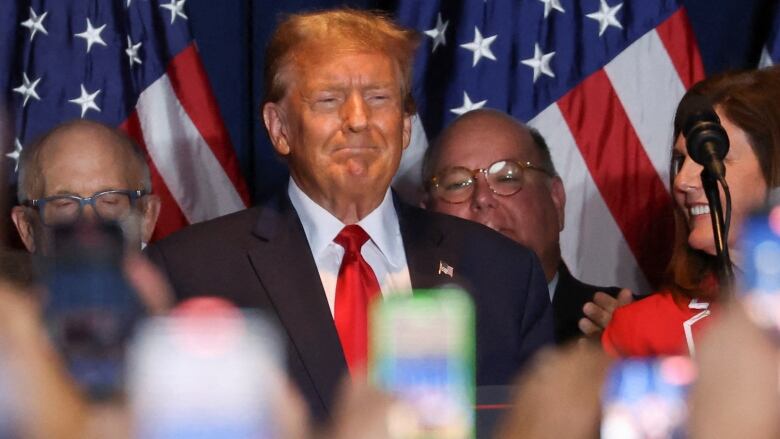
top-left (681, 95), bottom-right (735, 297)
top-left (682, 96), bottom-right (729, 180)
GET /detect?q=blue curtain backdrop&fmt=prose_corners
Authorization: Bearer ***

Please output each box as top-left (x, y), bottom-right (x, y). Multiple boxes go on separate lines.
top-left (187, 0), bottom-right (778, 203)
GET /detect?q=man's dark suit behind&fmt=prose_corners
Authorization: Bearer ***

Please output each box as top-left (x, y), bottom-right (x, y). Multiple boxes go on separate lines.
top-left (146, 192), bottom-right (553, 420)
top-left (553, 264), bottom-right (621, 344)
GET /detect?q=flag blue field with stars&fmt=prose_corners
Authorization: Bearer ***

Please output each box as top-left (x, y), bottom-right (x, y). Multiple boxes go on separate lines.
top-left (0, 0), bottom-right (249, 241)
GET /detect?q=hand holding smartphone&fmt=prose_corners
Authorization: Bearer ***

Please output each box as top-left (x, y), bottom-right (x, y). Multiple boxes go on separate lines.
top-left (38, 220), bottom-right (144, 400)
top-left (601, 356), bottom-right (695, 439)
top-left (128, 298), bottom-right (285, 439)
top-left (738, 203), bottom-right (780, 334)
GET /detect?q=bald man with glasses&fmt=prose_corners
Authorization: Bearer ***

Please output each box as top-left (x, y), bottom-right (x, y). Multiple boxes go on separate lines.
top-left (11, 119), bottom-right (160, 255)
top-left (423, 109), bottom-right (633, 344)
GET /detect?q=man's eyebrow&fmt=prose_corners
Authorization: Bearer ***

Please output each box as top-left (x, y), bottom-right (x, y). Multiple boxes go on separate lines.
top-left (302, 82), bottom-right (345, 95)
top-left (363, 83), bottom-right (396, 91)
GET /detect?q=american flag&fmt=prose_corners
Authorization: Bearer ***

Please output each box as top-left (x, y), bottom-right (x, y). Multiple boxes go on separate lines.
top-left (1, 0), bottom-right (249, 242)
top-left (395, 0), bottom-right (705, 293)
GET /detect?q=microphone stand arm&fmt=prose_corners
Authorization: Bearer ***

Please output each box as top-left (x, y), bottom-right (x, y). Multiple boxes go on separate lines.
top-left (701, 169), bottom-right (734, 299)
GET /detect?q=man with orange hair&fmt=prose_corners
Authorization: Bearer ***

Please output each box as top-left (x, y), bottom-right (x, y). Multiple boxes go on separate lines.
top-left (148, 9), bottom-right (553, 419)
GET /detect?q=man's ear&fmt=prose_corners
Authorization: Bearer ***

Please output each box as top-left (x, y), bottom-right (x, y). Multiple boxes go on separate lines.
top-left (550, 177), bottom-right (566, 231)
top-left (11, 207), bottom-right (36, 253)
top-left (140, 194), bottom-right (161, 244)
top-left (263, 102), bottom-right (291, 156)
top-left (401, 113), bottom-right (413, 151)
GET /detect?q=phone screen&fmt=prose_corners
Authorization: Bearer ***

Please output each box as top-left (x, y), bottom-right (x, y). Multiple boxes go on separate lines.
top-left (369, 288), bottom-right (475, 439)
top-left (38, 221), bottom-right (144, 400)
top-left (128, 298), bottom-right (284, 439)
top-left (601, 356), bottom-right (695, 439)
top-left (738, 204), bottom-right (780, 333)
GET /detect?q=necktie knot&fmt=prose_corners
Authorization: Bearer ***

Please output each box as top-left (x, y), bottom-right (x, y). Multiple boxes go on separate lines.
top-left (334, 225), bottom-right (370, 255)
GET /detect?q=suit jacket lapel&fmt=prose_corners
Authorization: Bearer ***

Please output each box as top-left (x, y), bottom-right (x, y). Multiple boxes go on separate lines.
top-left (246, 194), bottom-right (345, 411)
top-left (396, 199), bottom-right (450, 290)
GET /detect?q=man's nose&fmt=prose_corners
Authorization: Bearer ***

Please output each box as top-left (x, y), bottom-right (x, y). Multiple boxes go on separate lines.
top-left (79, 202), bottom-right (101, 222)
top-left (470, 172), bottom-right (498, 211)
top-left (342, 92), bottom-right (368, 132)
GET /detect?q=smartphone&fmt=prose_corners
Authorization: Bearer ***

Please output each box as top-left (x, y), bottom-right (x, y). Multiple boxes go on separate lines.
top-left (601, 356), bottom-right (695, 439)
top-left (369, 288), bottom-right (475, 439)
top-left (37, 220), bottom-right (145, 400)
top-left (128, 298), bottom-right (284, 439)
top-left (738, 202), bottom-right (780, 333)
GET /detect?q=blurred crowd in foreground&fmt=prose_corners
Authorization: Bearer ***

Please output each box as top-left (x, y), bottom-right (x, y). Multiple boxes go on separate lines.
top-left (1, 264), bottom-right (780, 439)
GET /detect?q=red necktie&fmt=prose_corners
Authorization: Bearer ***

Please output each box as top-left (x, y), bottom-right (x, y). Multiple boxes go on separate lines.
top-left (334, 225), bottom-right (381, 376)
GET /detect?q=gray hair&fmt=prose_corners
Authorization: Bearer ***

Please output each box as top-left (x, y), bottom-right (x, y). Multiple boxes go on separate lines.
top-left (527, 126), bottom-right (558, 178)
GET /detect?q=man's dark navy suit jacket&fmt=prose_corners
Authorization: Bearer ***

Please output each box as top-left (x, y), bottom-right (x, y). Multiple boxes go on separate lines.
top-left (147, 191), bottom-right (554, 420)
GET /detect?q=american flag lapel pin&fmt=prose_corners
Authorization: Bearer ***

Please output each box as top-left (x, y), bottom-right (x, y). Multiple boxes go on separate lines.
top-left (438, 260), bottom-right (454, 277)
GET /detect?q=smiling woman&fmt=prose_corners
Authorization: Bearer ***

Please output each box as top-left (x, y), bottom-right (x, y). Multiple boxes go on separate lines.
top-left (670, 68), bottom-right (780, 290)
top-left (603, 66), bottom-right (780, 357)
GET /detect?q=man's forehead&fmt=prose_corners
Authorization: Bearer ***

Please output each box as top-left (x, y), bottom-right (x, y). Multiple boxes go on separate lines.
top-left (439, 115), bottom-right (539, 164)
top-left (37, 128), bottom-right (139, 187)
top-left (40, 127), bottom-right (128, 162)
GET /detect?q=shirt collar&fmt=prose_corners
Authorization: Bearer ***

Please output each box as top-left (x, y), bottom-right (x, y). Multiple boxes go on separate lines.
top-left (547, 270), bottom-right (560, 302)
top-left (287, 178), bottom-right (403, 266)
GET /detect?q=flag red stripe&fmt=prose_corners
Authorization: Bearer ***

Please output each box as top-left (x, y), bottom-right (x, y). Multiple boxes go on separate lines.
top-left (655, 8), bottom-right (706, 90)
top-left (121, 112), bottom-right (190, 242)
top-left (557, 70), bottom-right (674, 287)
top-left (166, 44), bottom-right (251, 205)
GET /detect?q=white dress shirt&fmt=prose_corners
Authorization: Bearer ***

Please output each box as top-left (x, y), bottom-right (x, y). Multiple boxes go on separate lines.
top-left (547, 271), bottom-right (559, 303)
top-left (288, 178), bottom-right (413, 316)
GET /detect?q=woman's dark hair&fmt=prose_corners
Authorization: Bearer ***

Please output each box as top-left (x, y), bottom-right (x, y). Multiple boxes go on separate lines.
top-left (667, 66), bottom-right (780, 299)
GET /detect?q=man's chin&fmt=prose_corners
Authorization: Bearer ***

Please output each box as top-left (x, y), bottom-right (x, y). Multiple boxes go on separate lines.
top-left (337, 170), bottom-right (392, 193)
top-left (497, 228), bottom-right (523, 244)
top-left (503, 229), bottom-right (517, 239)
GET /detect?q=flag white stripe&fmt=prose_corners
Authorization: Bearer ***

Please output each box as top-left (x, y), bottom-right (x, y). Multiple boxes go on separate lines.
top-left (393, 114), bottom-right (429, 204)
top-left (530, 104), bottom-right (651, 294)
top-left (604, 29), bottom-right (687, 193)
top-left (759, 46), bottom-right (774, 68)
top-left (137, 74), bottom-right (244, 223)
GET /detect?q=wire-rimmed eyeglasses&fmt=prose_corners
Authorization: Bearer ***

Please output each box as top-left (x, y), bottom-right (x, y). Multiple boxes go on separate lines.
top-left (429, 160), bottom-right (554, 204)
